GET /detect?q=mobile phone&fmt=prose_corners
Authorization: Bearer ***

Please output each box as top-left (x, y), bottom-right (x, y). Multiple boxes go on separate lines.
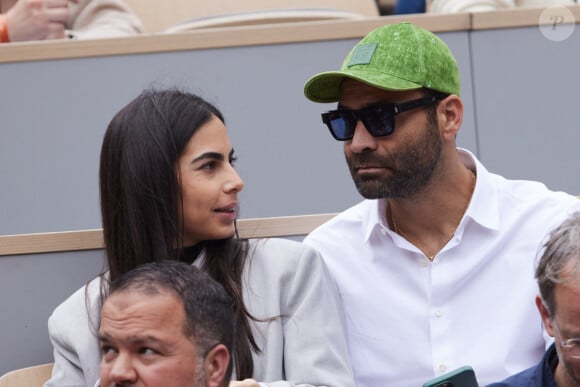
top-left (422, 366), bottom-right (479, 387)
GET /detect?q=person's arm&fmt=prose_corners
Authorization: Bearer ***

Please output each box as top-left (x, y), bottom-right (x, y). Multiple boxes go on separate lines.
top-left (1, 0), bottom-right (76, 42)
top-left (0, 13), bottom-right (9, 42)
top-left (44, 278), bottom-right (103, 387)
top-left (45, 335), bottom-right (87, 387)
top-left (262, 243), bottom-right (355, 387)
top-left (66, 0), bottom-right (142, 39)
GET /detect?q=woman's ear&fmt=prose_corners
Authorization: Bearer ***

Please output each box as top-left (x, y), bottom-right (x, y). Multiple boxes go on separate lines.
top-left (536, 294), bottom-right (555, 337)
top-left (204, 344), bottom-right (230, 387)
top-left (437, 94), bottom-right (463, 141)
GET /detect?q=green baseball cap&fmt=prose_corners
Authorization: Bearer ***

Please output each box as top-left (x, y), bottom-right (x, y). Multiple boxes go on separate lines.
top-left (304, 22), bottom-right (461, 103)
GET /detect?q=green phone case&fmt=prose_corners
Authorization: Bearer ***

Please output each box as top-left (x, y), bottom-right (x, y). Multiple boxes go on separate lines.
top-left (422, 366), bottom-right (479, 387)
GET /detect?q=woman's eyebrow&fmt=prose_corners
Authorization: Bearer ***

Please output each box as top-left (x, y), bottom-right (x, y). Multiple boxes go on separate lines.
top-left (191, 152), bottom-right (224, 164)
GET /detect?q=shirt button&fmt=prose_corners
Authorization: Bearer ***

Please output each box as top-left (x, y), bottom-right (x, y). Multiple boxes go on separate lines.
top-left (419, 260), bottom-right (429, 267)
top-left (435, 309), bottom-right (443, 318)
top-left (381, 228), bottom-right (387, 235)
top-left (439, 364), bottom-right (448, 373)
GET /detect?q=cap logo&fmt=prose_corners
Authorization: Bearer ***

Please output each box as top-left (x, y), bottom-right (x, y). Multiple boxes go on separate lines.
top-left (347, 43), bottom-right (377, 67)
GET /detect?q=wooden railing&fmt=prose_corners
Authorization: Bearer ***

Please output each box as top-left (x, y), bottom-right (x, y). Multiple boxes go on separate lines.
top-left (6, 5), bottom-right (580, 65)
top-left (0, 213), bottom-right (336, 256)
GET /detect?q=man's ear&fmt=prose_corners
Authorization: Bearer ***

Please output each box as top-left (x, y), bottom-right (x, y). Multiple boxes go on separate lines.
top-left (536, 294), bottom-right (555, 337)
top-left (204, 344), bottom-right (230, 387)
top-left (437, 94), bottom-right (463, 141)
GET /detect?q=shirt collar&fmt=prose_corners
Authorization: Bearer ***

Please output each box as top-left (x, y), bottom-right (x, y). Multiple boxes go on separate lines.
top-left (458, 148), bottom-right (500, 232)
top-left (362, 199), bottom-right (386, 244)
top-left (361, 148), bottom-right (501, 244)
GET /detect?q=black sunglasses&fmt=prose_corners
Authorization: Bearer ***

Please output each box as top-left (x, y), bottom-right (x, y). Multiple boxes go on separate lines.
top-left (321, 94), bottom-right (446, 141)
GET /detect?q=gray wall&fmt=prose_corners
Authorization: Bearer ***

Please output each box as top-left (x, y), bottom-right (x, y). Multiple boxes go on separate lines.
top-left (0, 23), bottom-right (579, 375)
top-left (471, 25), bottom-right (580, 193)
top-left (0, 250), bottom-right (106, 372)
top-left (0, 32), bottom-right (474, 236)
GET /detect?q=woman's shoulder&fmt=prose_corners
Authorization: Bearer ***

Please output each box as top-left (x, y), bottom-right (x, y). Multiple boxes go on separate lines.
top-left (244, 238), bottom-right (325, 279)
top-left (46, 276), bottom-right (105, 387)
top-left (48, 276), bottom-right (103, 335)
top-left (247, 238), bottom-right (322, 263)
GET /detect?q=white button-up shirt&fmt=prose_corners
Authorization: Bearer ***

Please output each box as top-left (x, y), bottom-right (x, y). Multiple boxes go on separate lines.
top-left (304, 149), bottom-right (579, 387)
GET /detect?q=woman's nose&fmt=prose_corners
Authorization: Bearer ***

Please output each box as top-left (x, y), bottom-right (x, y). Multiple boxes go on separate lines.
top-left (225, 168), bottom-right (244, 193)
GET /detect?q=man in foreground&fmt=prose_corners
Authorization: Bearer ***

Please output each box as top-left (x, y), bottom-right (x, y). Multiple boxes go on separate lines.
top-left (489, 212), bottom-right (580, 387)
top-left (97, 261), bottom-right (232, 387)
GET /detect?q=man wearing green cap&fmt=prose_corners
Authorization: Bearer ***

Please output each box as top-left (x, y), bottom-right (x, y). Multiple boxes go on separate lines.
top-left (303, 22), bottom-right (579, 386)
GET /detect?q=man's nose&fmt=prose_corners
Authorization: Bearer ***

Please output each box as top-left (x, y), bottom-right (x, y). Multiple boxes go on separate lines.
top-left (108, 354), bottom-right (138, 385)
top-left (348, 120), bottom-right (378, 153)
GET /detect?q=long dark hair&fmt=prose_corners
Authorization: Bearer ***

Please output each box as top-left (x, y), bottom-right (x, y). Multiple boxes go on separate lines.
top-left (99, 88), bottom-right (259, 378)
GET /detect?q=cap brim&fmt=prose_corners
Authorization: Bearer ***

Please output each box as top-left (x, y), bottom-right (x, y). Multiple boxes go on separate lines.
top-left (304, 69), bottom-right (423, 103)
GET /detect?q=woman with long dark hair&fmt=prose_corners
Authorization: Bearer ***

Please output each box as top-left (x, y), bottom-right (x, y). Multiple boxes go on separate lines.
top-left (44, 89), bottom-right (354, 387)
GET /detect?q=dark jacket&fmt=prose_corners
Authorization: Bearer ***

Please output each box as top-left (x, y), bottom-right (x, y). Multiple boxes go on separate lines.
top-left (486, 343), bottom-right (558, 387)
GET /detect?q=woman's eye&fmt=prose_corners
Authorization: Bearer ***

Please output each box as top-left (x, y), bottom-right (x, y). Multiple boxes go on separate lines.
top-left (229, 156), bottom-right (238, 166)
top-left (200, 161), bottom-right (216, 170)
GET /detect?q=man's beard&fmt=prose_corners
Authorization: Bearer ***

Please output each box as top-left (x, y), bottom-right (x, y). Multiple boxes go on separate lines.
top-left (346, 114), bottom-right (442, 199)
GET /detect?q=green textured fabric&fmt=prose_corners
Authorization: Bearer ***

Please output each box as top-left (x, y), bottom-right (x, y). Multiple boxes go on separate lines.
top-left (304, 22), bottom-right (461, 103)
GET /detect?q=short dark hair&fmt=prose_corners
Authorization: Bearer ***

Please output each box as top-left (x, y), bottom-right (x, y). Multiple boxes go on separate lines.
top-left (536, 211), bottom-right (580, 316)
top-left (107, 260), bottom-right (234, 379)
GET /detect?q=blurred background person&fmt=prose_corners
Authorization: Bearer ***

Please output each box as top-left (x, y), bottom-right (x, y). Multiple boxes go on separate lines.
top-left (427, 0), bottom-right (575, 13)
top-left (0, 0), bottom-right (142, 43)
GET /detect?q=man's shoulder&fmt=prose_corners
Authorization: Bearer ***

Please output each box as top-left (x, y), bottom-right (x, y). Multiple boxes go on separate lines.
top-left (497, 178), bottom-right (579, 219)
top-left (485, 364), bottom-right (539, 387)
top-left (468, 149), bottom-right (578, 210)
top-left (481, 167), bottom-right (578, 215)
top-left (484, 166), bottom-right (580, 202)
top-left (485, 345), bottom-right (555, 387)
top-left (306, 200), bottom-right (374, 237)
